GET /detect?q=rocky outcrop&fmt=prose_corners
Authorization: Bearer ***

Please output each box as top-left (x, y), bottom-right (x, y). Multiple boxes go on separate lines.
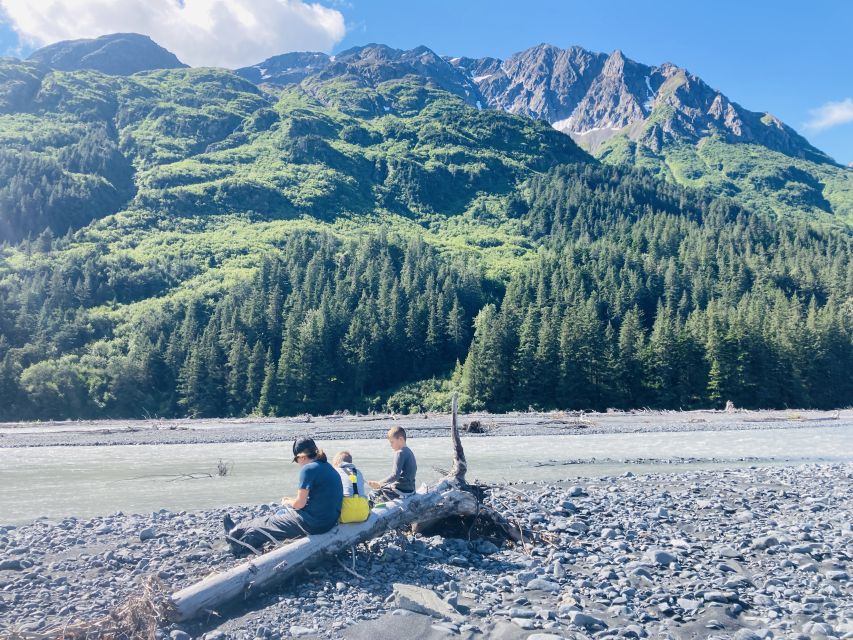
top-left (235, 52), bottom-right (330, 86)
top-left (314, 44), bottom-right (484, 106)
top-left (451, 44), bottom-right (606, 123)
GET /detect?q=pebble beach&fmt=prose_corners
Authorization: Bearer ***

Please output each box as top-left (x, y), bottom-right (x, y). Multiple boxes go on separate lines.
top-left (1, 461), bottom-right (850, 639)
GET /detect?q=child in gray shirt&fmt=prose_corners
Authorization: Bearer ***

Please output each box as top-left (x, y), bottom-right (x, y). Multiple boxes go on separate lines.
top-left (369, 426), bottom-right (417, 501)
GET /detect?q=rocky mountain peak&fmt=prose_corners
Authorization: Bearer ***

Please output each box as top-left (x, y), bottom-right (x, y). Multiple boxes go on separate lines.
top-left (441, 43), bottom-right (831, 163)
top-left (28, 33), bottom-right (187, 75)
top-left (312, 43), bottom-right (483, 107)
top-left (602, 49), bottom-right (627, 75)
top-left (235, 51), bottom-right (330, 85)
top-left (232, 39), bottom-right (833, 166)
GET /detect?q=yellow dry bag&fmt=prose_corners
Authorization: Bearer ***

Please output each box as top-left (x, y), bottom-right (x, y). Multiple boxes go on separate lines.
top-left (339, 471), bottom-right (370, 523)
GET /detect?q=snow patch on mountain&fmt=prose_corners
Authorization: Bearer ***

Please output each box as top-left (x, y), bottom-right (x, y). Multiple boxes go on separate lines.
top-left (643, 75), bottom-right (656, 113)
top-left (573, 126), bottom-right (622, 135)
top-left (551, 116), bottom-right (574, 131)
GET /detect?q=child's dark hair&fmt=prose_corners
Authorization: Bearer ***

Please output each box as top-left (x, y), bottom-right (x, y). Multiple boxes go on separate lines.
top-left (312, 449), bottom-right (327, 463)
top-left (387, 426), bottom-right (406, 440)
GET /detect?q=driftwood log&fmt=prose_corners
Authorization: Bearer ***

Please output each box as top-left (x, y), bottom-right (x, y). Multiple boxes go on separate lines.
top-left (167, 394), bottom-right (482, 623)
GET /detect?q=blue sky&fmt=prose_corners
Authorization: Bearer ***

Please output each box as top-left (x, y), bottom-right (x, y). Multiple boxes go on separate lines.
top-left (1, 0), bottom-right (851, 164)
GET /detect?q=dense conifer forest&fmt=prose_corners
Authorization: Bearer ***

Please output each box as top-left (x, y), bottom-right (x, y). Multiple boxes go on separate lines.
top-left (0, 60), bottom-right (851, 419)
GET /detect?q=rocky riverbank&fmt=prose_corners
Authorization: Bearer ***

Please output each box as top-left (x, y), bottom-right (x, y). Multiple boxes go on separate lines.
top-left (0, 410), bottom-right (848, 449)
top-left (1, 464), bottom-right (851, 639)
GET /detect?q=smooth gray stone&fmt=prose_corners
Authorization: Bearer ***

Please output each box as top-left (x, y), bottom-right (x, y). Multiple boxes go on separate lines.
top-left (703, 591), bottom-right (731, 603)
top-left (752, 536), bottom-right (779, 550)
top-left (511, 617), bottom-right (536, 630)
top-left (678, 598), bottom-right (701, 610)
top-left (733, 631), bottom-right (762, 640)
top-left (526, 578), bottom-right (560, 592)
top-left (631, 567), bottom-right (653, 580)
top-left (568, 611), bottom-right (607, 630)
top-left (0, 559), bottom-right (24, 571)
top-left (645, 549), bottom-right (677, 566)
top-left (392, 583), bottom-right (464, 622)
top-left (478, 541), bottom-right (500, 555)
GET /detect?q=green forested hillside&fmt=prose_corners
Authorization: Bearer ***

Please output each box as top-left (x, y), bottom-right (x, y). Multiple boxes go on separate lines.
top-left (461, 165), bottom-right (853, 411)
top-left (0, 60), bottom-right (851, 419)
top-left (596, 130), bottom-right (853, 225)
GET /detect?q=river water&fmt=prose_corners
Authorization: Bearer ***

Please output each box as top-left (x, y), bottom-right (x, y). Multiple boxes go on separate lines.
top-left (1, 425), bottom-right (851, 525)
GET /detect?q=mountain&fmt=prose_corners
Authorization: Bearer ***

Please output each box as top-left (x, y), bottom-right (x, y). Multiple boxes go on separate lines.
top-left (449, 44), bottom-right (827, 160)
top-left (235, 42), bottom-right (833, 166)
top-left (27, 33), bottom-right (187, 75)
top-left (0, 53), bottom-right (586, 242)
top-left (232, 42), bottom-right (851, 222)
top-left (446, 44), bottom-right (853, 221)
top-left (0, 61), bottom-right (270, 240)
top-left (23, 33), bottom-right (845, 224)
top-left (0, 37), bottom-right (851, 420)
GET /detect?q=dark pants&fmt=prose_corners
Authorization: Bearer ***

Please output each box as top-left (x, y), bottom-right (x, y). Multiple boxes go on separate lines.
top-left (370, 484), bottom-right (414, 504)
top-left (227, 508), bottom-right (308, 556)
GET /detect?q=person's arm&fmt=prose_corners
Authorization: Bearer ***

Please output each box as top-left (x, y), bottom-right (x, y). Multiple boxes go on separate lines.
top-left (283, 466), bottom-right (312, 507)
top-left (369, 451), bottom-right (402, 488)
top-left (281, 488), bottom-right (309, 508)
top-left (290, 488), bottom-right (309, 510)
top-left (381, 450), bottom-right (403, 484)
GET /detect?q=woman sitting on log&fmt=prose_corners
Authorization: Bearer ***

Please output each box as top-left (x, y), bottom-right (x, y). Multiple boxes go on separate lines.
top-left (223, 437), bottom-right (343, 556)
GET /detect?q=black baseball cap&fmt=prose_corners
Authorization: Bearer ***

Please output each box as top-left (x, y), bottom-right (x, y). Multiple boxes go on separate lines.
top-left (292, 436), bottom-right (317, 462)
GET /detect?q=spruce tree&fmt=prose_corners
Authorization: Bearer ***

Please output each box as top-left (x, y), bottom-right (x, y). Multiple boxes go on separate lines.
top-left (246, 341), bottom-right (266, 410)
top-left (255, 348), bottom-right (277, 416)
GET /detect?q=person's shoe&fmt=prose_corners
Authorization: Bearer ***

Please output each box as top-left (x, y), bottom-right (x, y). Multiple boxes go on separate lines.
top-left (223, 513), bottom-right (235, 534)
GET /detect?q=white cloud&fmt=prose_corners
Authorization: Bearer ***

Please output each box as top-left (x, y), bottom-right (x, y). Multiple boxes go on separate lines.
top-left (0, 0), bottom-right (346, 68)
top-left (804, 98), bottom-right (853, 132)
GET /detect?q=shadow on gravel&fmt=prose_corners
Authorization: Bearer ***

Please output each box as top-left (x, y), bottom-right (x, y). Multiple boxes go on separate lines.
top-left (179, 533), bottom-right (524, 639)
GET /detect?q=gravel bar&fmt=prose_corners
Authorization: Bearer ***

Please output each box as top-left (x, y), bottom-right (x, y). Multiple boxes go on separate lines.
top-left (1, 463), bottom-right (850, 639)
top-left (0, 409), bottom-right (849, 449)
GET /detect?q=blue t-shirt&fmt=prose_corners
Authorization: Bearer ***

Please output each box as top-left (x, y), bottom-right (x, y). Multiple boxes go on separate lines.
top-left (297, 460), bottom-right (343, 533)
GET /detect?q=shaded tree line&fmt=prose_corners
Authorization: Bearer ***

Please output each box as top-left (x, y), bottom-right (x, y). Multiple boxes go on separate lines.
top-left (0, 124), bottom-right (135, 242)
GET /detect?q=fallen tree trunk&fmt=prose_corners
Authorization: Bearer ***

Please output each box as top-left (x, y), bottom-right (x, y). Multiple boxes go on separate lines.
top-left (167, 394), bottom-right (476, 623)
top-left (167, 483), bottom-right (478, 621)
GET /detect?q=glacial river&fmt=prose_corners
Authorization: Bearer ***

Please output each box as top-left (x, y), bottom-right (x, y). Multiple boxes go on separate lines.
top-left (1, 425), bottom-right (851, 525)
